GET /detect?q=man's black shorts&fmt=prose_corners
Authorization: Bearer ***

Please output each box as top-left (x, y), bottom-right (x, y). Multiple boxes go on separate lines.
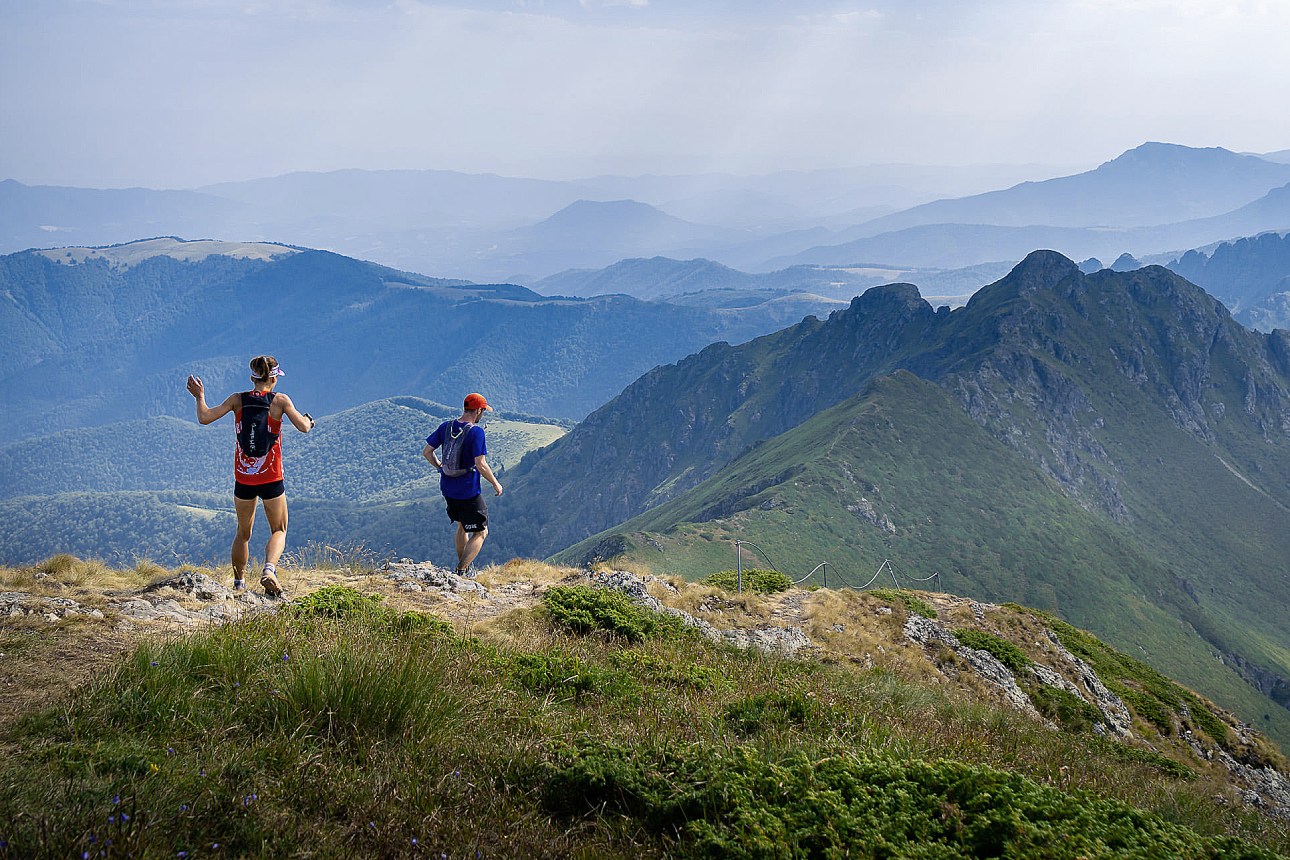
top-left (445, 494), bottom-right (488, 532)
top-left (235, 480), bottom-right (286, 501)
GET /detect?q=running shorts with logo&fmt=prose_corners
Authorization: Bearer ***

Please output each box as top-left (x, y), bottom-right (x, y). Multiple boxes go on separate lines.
top-left (446, 494), bottom-right (488, 532)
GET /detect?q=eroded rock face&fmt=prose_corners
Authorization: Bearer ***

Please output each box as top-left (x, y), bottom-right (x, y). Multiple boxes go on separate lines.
top-left (143, 572), bottom-right (231, 601)
top-left (1042, 630), bottom-right (1132, 737)
top-left (903, 614), bottom-right (1037, 717)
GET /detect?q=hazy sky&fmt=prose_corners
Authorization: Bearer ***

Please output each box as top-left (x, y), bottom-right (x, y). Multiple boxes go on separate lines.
top-left (3, 0), bottom-right (1288, 188)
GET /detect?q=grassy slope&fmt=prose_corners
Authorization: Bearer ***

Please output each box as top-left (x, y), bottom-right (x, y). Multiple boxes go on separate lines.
top-left (556, 372), bottom-right (1290, 747)
top-left (1, 575), bottom-right (1287, 858)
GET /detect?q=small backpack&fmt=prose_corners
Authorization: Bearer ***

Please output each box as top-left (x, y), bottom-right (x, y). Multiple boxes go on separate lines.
top-left (237, 391), bottom-right (279, 457)
top-left (439, 421), bottom-right (475, 478)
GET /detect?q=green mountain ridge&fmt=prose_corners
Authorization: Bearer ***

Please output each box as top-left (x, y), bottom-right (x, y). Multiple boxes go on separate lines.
top-left (495, 251), bottom-right (1290, 746)
top-left (554, 371), bottom-right (1290, 746)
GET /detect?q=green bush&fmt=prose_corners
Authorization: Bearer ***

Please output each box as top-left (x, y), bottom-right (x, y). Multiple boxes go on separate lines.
top-left (1102, 742), bottom-right (1198, 781)
top-left (702, 568), bottom-right (793, 594)
top-left (609, 650), bottom-right (724, 691)
top-left (543, 585), bottom-right (687, 642)
top-left (542, 742), bottom-right (1263, 859)
top-left (1121, 689), bottom-right (1174, 735)
top-left (287, 584), bottom-right (387, 620)
top-left (869, 588), bottom-right (937, 619)
top-left (1182, 693), bottom-right (1233, 746)
top-left (955, 628), bottom-right (1033, 674)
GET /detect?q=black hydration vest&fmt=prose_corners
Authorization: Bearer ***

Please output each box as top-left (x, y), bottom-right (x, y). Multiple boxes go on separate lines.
top-left (237, 391), bottom-right (279, 457)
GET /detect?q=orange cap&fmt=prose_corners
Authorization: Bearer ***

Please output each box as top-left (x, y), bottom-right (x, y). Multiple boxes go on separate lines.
top-left (464, 392), bottom-right (492, 412)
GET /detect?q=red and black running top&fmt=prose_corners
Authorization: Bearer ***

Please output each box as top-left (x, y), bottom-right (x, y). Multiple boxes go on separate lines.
top-left (233, 391), bottom-right (283, 485)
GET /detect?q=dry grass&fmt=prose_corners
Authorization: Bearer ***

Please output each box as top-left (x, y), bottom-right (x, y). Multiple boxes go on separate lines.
top-left (801, 588), bottom-right (941, 679)
top-left (479, 558), bottom-right (575, 590)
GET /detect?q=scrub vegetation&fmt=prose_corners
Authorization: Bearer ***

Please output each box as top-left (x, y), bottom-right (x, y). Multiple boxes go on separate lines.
top-left (2, 576), bottom-right (1288, 858)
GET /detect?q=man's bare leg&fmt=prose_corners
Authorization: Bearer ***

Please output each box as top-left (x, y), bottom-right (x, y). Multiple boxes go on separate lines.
top-left (454, 522), bottom-right (468, 569)
top-left (459, 526), bottom-right (488, 574)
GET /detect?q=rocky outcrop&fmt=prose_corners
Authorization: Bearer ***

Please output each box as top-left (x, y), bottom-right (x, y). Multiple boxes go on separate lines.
top-left (3, 591), bottom-right (106, 622)
top-left (590, 569), bottom-right (812, 656)
top-left (903, 614), bottom-right (1037, 717)
top-left (380, 559), bottom-right (490, 598)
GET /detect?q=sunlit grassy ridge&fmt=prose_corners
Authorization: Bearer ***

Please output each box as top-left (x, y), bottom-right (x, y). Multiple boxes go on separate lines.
top-left (2, 581), bottom-right (1288, 858)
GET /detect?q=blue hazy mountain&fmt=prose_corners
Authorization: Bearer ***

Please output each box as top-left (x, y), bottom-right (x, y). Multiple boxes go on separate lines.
top-left (0, 238), bottom-right (842, 443)
top-left (841, 144), bottom-right (1290, 236)
top-left (768, 178), bottom-right (1290, 272)
top-left (1167, 231), bottom-right (1290, 329)
top-left (0, 179), bottom-right (243, 253)
top-left (534, 255), bottom-right (1012, 307)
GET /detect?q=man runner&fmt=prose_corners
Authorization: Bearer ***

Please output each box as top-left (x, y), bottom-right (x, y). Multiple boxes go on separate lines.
top-left (422, 392), bottom-right (504, 578)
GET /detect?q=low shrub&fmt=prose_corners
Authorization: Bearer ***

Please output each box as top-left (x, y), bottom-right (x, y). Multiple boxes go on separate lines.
top-left (724, 691), bottom-right (819, 736)
top-left (1101, 742), bottom-right (1198, 781)
top-left (288, 584), bottom-right (387, 619)
top-left (510, 652), bottom-right (623, 700)
top-left (543, 585), bottom-right (687, 643)
top-left (702, 568), bottom-right (793, 594)
top-left (542, 742), bottom-right (1262, 859)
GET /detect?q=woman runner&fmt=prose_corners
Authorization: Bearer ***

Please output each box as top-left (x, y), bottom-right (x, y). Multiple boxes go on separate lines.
top-left (186, 355), bottom-right (314, 596)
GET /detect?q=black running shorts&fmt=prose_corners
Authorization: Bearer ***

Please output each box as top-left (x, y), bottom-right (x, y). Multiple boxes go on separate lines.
top-left (234, 480), bottom-right (286, 501)
top-left (445, 494), bottom-right (488, 532)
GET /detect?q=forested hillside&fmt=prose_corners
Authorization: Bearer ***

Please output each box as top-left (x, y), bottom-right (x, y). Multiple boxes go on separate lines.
top-left (0, 239), bottom-right (842, 442)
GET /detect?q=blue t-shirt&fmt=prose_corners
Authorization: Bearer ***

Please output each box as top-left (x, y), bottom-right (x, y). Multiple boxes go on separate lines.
top-left (426, 419), bottom-right (487, 499)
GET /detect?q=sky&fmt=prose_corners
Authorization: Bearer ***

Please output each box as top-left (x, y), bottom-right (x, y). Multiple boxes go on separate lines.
top-left (2, 0), bottom-right (1289, 188)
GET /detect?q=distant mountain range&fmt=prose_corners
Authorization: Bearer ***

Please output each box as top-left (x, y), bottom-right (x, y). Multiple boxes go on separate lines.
top-left (487, 252), bottom-right (1290, 746)
top-left (765, 145), bottom-right (1290, 271)
top-left (0, 238), bottom-right (844, 442)
top-left (10, 144), bottom-right (1290, 281)
top-left (844, 143), bottom-right (1290, 234)
top-left (533, 256), bottom-right (1013, 305)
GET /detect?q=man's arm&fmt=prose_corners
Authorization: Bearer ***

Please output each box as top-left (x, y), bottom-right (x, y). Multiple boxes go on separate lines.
top-left (422, 444), bottom-right (442, 471)
top-left (187, 375), bottom-right (237, 425)
top-left (274, 393), bottom-right (315, 433)
top-left (475, 455), bottom-right (503, 496)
